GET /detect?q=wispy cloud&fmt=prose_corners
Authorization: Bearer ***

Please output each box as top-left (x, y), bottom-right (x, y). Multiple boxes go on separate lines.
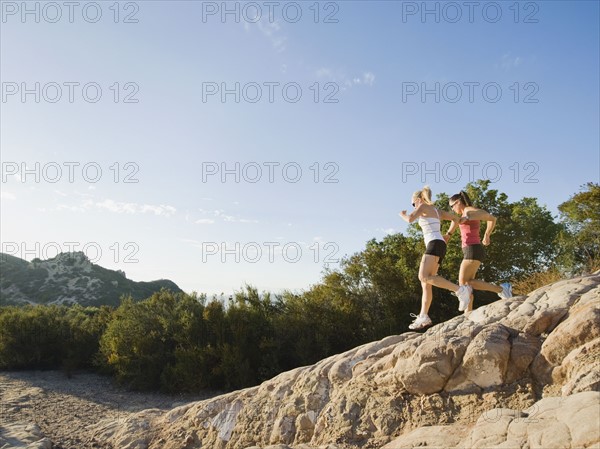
top-left (244, 16), bottom-right (287, 53)
top-left (496, 53), bottom-right (522, 71)
top-left (93, 199), bottom-right (176, 217)
top-left (195, 218), bottom-right (215, 224)
top-left (197, 208), bottom-right (259, 224)
top-left (57, 197), bottom-right (177, 217)
top-left (0, 191), bottom-right (16, 201)
top-left (316, 68), bottom-right (376, 89)
top-left (57, 204), bottom-right (87, 213)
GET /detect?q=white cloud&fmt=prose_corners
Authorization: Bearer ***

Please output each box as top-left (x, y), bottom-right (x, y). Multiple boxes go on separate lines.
top-left (316, 67), bottom-right (334, 79)
top-left (95, 199), bottom-right (139, 214)
top-left (497, 53), bottom-right (522, 71)
top-left (198, 208), bottom-right (258, 224)
top-left (1, 191), bottom-right (16, 201)
top-left (138, 204), bottom-right (177, 216)
top-left (195, 218), bottom-right (215, 224)
top-left (316, 67), bottom-right (376, 89)
top-left (57, 204), bottom-right (87, 213)
top-left (57, 197), bottom-right (177, 217)
top-left (363, 72), bottom-right (376, 86)
top-left (245, 16), bottom-right (287, 53)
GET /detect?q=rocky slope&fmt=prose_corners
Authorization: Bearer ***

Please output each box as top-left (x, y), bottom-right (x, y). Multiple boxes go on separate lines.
top-left (0, 252), bottom-right (182, 307)
top-left (91, 272), bottom-right (600, 449)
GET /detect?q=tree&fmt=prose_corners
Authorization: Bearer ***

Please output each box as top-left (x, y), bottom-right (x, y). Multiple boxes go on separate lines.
top-left (557, 182), bottom-right (600, 273)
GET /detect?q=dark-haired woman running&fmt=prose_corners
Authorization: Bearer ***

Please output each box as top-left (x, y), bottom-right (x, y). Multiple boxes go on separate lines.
top-left (445, 190), bottom-right (512, 313)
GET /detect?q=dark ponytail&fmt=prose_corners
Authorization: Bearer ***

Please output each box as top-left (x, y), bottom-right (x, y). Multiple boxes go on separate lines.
top-left (450, 190), bottom-right (473, 207)
top-left (460, 190), bottom-right (472, 206)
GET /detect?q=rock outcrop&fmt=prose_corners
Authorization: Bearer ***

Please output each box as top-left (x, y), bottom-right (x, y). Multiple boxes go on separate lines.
top-left (94, 273), bottom-right (600, 449)
top-left (0, 422), bottom-right (52, 449)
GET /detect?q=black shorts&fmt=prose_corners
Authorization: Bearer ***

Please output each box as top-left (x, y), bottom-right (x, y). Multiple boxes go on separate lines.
top-left (463, 244), bottom-right (486, 262)
top-left (425, 239), bottom-right (447, 265)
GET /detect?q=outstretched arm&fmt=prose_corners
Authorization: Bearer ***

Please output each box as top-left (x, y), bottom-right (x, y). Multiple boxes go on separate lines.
top-left (399, 204), bottom-right (424, 223)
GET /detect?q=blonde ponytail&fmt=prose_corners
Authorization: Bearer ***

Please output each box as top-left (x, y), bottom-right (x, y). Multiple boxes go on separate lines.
top-left (421, 185), bottom-right (433, 205)
top-left (412, 185), bottom-right (434, 205)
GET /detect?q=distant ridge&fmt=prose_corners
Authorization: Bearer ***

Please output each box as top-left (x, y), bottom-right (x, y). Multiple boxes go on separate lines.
top-left (0, 252), bottom-right (182, 307)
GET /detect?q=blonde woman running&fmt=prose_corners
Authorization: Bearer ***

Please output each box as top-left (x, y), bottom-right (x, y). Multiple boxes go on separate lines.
top-left (400, 186), bottom-right (472, 330)
top-left (445, 190), bottom-right (512, 313)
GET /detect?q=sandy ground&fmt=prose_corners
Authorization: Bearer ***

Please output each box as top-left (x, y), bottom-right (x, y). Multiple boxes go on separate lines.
top-left (0, 370), bottom-right (218, 449)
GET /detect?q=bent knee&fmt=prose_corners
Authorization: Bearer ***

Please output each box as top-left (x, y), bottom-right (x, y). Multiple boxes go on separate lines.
top-left (419, 274), bottom-right (432, 284)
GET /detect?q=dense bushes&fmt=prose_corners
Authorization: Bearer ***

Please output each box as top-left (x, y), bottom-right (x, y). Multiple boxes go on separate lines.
top-left (0, 304), bottom-right (111, 372)
top-left (0, 181), bottom-right (596, 392)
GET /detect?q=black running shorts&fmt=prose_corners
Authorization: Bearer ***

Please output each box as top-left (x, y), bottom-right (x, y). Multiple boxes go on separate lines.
top-left (425, 239), bottom-right (447, 265)
top-left (462, 243), bottom-right (486, 262)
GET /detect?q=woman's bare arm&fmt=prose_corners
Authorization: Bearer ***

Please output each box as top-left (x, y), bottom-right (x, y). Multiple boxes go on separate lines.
top-left (463, 208), bottom-right (497, 245)
top-left (399, 204), bottom-right (425, 223)
top-left (440, 209), bottom-right (460, 242)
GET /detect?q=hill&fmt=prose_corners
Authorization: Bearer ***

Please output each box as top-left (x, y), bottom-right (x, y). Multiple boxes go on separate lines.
top-left (92, 272), bottom-right (600, 448)
top-left (0, 252), bottom-right (182, 307)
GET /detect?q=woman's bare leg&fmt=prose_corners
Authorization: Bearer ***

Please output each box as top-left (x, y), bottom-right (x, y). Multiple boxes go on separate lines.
top-left (419, 255), bottom-right (460, 292)
top-left (468, 279), bottom-right (502, 293)
top-left (418, 255), bottom-right (437, 316)
top-left (460, 260), bottom-right (481, 312)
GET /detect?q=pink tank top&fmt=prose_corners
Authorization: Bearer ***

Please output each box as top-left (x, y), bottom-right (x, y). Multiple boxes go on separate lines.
top-left (460, 220), bottom-right (480, 247)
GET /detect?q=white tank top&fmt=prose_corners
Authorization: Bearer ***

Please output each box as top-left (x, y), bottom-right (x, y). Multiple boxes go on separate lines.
top-left (418, 208), bottom-right (444, 245)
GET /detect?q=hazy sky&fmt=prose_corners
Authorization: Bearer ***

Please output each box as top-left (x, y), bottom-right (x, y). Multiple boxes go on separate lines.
top-left (1, 1), bottom-right (599, 296)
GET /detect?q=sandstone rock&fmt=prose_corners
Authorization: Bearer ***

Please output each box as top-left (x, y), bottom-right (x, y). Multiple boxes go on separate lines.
top-left (0, 422), bottom-right (52, 449)
top-left (556, 337), bottom-right (600, 396)
top-left (444, 323), bottom-right (511, 392)
top-left (380, 424), bottom-right (469, 448)
top-left (531, 293), bottom-right (600, 385)
top-left (385, 391), bottom-right (600, 449)
top-left (100, 274), bottom-right (600, 449)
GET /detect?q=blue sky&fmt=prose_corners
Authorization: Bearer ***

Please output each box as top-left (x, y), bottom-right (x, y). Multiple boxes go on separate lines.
top-left (1, 1), bottom-right (599, 296)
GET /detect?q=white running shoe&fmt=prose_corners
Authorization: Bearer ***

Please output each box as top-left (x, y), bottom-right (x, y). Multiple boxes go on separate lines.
top-left (498, 282), bottom-right (512, 299)
top-left (456, 285), bottom-right (472, 312)
top-left (408, 313), bottom-right (433, 330)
